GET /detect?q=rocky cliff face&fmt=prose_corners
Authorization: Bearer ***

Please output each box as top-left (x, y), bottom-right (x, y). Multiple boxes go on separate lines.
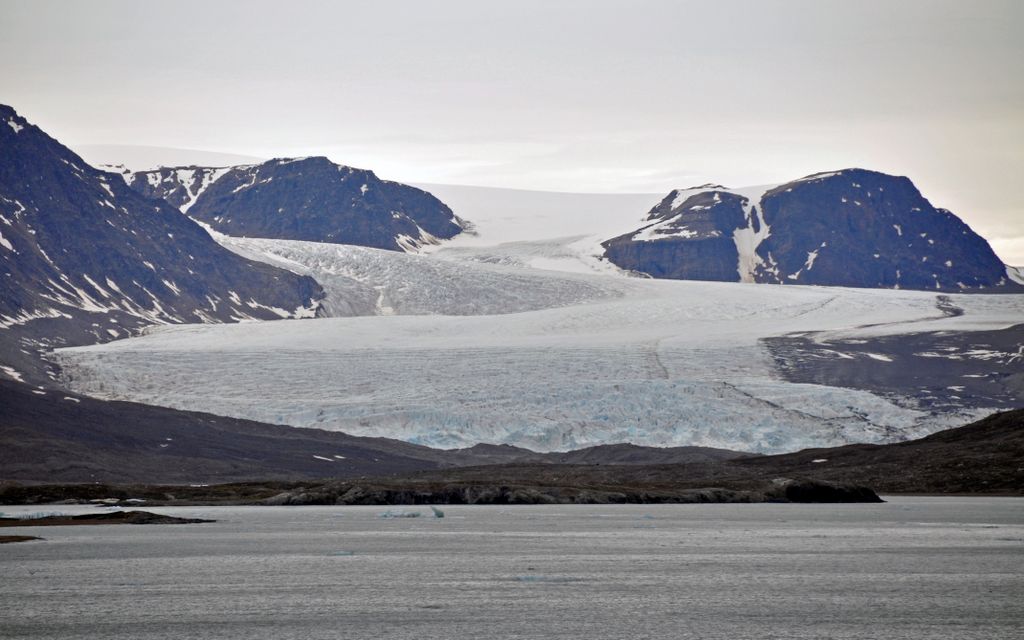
top-left (130, 157), bottom-right (465, 252)
top-left (603, 169), bottom-right (1020, 292)
top-left (0, 104), bottom-right (323, 382)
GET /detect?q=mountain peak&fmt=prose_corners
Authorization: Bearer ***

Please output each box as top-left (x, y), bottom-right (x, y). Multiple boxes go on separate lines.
top-left (681, 183), bottom-right (729, 191)
top-left (604, 169), bottom-right (1020, 292)
top-left (0, 103), bottom-right (22, 123)
top-left (0, 106), bottom-right (323, 382)
top-left (271, 155), bottom-right (328, 165)
top-left (123, 158), bottom-right (465, 253)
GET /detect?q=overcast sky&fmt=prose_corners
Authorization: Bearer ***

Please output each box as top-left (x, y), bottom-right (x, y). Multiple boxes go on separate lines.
top-left (2, 0), bottom-right (1022, 263)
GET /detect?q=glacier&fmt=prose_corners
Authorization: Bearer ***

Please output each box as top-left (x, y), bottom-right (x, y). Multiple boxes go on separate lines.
top-left (52, 186), bottom-right (1024, 454)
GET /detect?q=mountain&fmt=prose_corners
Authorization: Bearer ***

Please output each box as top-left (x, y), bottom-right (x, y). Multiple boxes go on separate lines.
top-left (126, 157), bottom-right (466, 252)
top-left (602, 169), bottom-right (1022, 292)
top-left (0, 104), bottom-right (323, 383)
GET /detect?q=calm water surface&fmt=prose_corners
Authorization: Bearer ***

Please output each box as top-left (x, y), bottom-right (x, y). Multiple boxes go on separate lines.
top-left (1, 498), bottom-right (1022, 639)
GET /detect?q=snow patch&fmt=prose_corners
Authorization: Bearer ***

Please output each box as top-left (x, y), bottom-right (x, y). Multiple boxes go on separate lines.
top-left (0, 307), bottom-right (72, 330)
top-left (864, 353), bottom-right (893, 362)
top-left (0, 365), bottom-right (23, 381)
top-left (1007, 265), bottom-right (1024, 285)
top-left (804, 249), bottom-right (820, 271)
top-left (161, 279), bottom-right (182, 296)
top-left (731, 185), bottom-right (778, 283)
top-left (631, 219), bottom-right (701, 242)
top-left (231, 170), bottom-right (259, 193)
top-left (81, 274), bottom-right (112, 298)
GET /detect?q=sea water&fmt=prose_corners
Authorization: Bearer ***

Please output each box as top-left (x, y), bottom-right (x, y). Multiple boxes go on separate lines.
top-left (1, 498), bottom-right (1021, 639)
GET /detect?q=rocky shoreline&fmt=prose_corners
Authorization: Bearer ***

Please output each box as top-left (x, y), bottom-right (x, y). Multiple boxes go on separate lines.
top-left (0, 510), bottom-right (214, 527)
top-left (257, 478), bottom-right (881, 506)
top-left (0, 477), bottom-right (881, 507)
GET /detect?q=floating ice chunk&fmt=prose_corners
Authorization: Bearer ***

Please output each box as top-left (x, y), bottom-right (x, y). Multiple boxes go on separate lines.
top-left (811, 459), bottom-right (828, 463)
top-left (379, 509), bottom-right (421, 518)
top-left (15, 511), bottom-right (72, 520)
top-left (430, 506), bottom-right (445, 518)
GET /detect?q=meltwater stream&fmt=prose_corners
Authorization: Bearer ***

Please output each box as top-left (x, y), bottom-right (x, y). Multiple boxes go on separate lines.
top-left (1, 498), bottom-right (1021, 639)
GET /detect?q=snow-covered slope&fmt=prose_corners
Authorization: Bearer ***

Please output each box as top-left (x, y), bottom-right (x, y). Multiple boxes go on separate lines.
top-left (417, 183), bottom-right (663, 274)
top-left (218, 235), bottom-right (630, 317)
top-left (1008, 265), bottom-right (1024, 285)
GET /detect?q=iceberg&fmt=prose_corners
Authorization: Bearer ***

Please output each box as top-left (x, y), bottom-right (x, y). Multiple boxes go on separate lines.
top-left (379, 509), bottom-right (421, 519)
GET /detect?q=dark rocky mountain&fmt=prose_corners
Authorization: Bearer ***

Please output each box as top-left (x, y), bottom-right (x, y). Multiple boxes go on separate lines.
top-left (603, 169), bottom-right (1022, 292)
top-left (127, 157), bottom-right (466, 252)
top-left (0, 105), bottom-right (324, 383)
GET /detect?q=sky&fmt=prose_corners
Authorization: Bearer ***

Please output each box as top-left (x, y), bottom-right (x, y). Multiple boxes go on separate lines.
top-left (2, 0), bottom-right (1023, 264)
